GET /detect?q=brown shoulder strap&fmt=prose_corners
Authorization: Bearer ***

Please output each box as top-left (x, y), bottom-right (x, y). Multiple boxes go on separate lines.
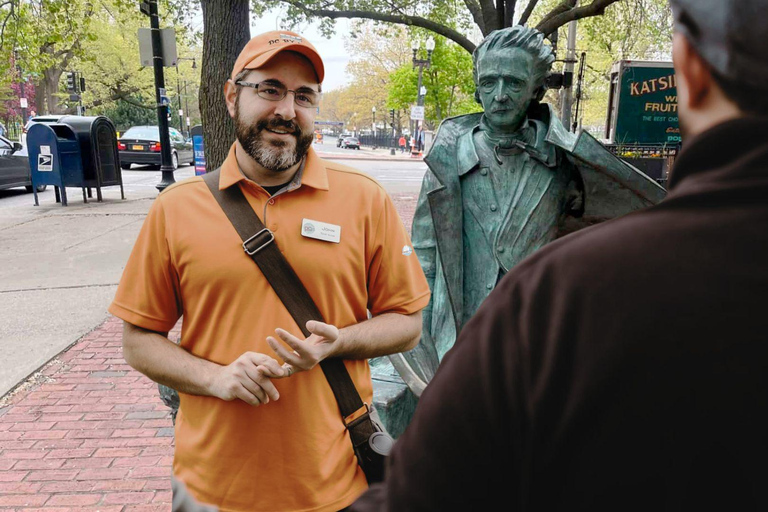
top-left (201, 170), bottom-right (366, 418)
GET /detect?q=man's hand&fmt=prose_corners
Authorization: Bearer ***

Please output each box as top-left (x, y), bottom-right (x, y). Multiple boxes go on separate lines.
top-left (266, 321), bottom-right (340, 375)
top-left (209, 352), bottom-right (286, 406)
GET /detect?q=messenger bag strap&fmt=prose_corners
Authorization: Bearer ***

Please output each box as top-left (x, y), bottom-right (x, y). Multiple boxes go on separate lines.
top-left (202, 169), bottom-right (366, 419)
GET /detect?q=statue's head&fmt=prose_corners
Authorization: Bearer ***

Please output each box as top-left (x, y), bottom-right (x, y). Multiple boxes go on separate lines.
top-left (473, 26), bottom-right (554, 133)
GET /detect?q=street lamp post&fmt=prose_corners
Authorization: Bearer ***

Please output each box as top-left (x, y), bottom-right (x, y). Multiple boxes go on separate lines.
top-left (183, 81), bottom-right (191, 136)
top-left (13, 51), bottom-right (27, 128)
top-left (175, 57), bottom-right (196, 137)
top-left (411, 37), bottom-right (435, 153)
top-left (143, 0), bottom-right (175, 192)
top-left (371, 106), bottom-right (376, 149)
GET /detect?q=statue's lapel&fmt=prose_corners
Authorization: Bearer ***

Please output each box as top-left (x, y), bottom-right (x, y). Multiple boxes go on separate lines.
top-left (424, 118), bottom-right (481, 330)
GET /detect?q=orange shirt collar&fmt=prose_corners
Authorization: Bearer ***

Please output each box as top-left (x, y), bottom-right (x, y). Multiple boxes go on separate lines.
top-left (218, 143), bottom-right (329, 191)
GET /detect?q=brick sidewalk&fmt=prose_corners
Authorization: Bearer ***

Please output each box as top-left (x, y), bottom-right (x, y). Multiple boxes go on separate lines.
top-left (0, 316), bottom-right (180, 511)
top-left (0, 193), bottom-right (419, 510)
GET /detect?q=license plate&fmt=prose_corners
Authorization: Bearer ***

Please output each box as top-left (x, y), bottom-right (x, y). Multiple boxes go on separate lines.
top-left (132, 145), bottom-right (144, 151)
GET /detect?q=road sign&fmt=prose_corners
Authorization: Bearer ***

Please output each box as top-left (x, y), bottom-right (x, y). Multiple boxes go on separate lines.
top-left (158, 88), bottom-right (170, 106)
top-left (410, 106), bottom-right (425, 121)
top-left (138, 27), bottom-right (178, 67)
top-left (20, 98), bottom-right (28, 108)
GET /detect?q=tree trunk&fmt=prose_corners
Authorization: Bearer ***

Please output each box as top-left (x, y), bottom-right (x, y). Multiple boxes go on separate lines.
top-left (42, 68), bottom-right (63, 114)
top-left (200, 0), bottom-right (251, 172)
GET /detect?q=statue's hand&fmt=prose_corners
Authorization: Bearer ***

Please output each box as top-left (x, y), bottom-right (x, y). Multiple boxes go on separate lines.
top-left (266, 321), bottom-right (340, 376)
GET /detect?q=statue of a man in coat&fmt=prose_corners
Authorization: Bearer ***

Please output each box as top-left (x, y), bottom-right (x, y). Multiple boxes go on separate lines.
top-left (386, 25), bottom-right (666, 397)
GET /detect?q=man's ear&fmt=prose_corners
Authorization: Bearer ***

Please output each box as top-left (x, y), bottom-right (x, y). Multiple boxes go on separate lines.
top-left (672, 32), bottom-right (713, 111)
top-left (224, 80), bottom-right (237, 119)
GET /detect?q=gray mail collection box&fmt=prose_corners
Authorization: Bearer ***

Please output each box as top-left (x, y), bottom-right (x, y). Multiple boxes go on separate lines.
top-left (27, 115), bottom-right (125, 206)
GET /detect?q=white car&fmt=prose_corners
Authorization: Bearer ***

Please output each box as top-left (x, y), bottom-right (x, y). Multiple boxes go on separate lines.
top-left (21, 115), bottom-right (67, 145)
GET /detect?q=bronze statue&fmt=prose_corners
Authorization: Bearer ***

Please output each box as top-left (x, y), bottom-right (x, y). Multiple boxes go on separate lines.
top-left (384, 26), bottom-right (666, 400)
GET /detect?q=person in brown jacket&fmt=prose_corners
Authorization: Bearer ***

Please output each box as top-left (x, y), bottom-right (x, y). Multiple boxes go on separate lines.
top-left (352, 0), bottom-right (768, 509)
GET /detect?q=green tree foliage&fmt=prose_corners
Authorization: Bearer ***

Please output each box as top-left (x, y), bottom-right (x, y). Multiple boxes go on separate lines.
top-left (315, 23), bottom-right (479, 134)
top-left (100, 94), bottom-right (159, 132)
top-left (0, 0), bottom-right (202, 131)
top-left (387, 36), bottom-right (481, 129)
top-left (1, 0), bottom-right (96, 115)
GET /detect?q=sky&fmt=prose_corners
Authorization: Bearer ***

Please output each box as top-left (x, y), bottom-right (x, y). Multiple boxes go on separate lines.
top-left (246, 9), bottom-right (354, 91)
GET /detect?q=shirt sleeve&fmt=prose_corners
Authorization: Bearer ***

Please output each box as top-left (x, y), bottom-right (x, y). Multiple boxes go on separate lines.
top-left (366, 189), bottom-right (431, 317)
top-left (108, 196), bottom-right (182, 332)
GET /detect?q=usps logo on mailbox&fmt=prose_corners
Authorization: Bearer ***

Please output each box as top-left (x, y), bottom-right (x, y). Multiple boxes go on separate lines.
top-left (38, 154), bottom-right (53, 172)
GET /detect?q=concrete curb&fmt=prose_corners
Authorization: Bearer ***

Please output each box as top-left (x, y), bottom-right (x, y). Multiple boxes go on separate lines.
top-left (316, 152), bottom-right (423, 162)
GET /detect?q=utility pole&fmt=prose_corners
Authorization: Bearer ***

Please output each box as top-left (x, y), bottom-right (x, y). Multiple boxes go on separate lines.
top-left (141, 0), bottom-right (175, 191)
top-left (184, 81), bottom-right (191, 138)
top-left (561, 2), bottom-right (579, 131)
top-left (14, 52), bottom-right (28, 127)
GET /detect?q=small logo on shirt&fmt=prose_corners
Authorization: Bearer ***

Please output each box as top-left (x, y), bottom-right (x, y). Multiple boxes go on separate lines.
top-left (402, 245), bottom-right (413, 256)
top-left (303, 223), bottom-right (316, 234)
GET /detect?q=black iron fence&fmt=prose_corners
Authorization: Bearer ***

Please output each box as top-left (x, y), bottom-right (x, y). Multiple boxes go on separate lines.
top-left (604, 143), bottom-right (678, 188)
top-left (357, 134), bottom-right (400, 150)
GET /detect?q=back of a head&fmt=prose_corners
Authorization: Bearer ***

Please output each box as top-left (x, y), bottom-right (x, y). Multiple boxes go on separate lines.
top-left (670, 0), bottom-right (768, 116)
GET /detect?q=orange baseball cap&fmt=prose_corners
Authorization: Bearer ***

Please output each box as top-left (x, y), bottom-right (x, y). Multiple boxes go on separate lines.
top-left (231, 30), bottom-right (325, 83)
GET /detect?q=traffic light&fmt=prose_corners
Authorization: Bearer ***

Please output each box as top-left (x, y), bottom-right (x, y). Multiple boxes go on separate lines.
top-left (79, 77), bottom-right (86, 92)
top-left (66, 72), bottom-right (76, 92)
top-left (390, 108), bottom-right (395, 125)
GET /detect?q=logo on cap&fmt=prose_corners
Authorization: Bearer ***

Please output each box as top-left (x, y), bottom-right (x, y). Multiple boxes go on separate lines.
top-left (280, 34), bottom-right (303, 44)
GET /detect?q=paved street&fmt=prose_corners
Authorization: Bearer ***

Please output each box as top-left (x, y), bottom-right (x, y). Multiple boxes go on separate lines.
top-left (0, 152), bottom-right (425, 509)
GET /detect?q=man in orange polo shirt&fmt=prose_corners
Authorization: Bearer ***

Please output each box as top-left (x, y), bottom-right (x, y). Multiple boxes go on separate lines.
top-left (109, 30), bottom-right (429, 512)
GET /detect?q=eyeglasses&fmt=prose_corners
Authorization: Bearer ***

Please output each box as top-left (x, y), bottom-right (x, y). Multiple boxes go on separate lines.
top-left (235, 80), bottom-right (321, 108)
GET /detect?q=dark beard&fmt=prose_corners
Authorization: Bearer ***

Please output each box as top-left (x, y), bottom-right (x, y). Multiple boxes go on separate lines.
top-left (234, 101), bottom-right (314, 173)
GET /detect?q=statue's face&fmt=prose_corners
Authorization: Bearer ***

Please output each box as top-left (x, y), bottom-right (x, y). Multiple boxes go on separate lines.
top-left (476, 48), bottom-right (538, 133)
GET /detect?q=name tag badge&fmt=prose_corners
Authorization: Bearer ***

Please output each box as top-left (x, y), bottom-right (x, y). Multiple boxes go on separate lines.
top-left (301, 218), bottom-right (341, 244)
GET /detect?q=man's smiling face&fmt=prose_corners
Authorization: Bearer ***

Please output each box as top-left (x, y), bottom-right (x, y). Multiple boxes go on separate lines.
top-left (232, 51), bottom-right (319, 174)
top-left (476, 48), bottom-right (537, 134)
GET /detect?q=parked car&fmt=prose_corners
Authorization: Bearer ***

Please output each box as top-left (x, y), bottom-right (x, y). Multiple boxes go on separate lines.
top-left (118, 126), bottom-right (193, 170)
top-left (21, 115), bottom-right (67, 145)
top-left (341, 136), bottom-right (360, 150)
top-left (0, 135), bottom-right (47, 193)
top-left (337, 133), bottom-right (352, 147)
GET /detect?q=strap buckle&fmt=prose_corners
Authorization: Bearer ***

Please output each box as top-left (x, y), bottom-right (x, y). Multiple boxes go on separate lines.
top-left (344, 403), bottom-right (371, 428)
top-left (242, 228), bottom-right (274, 256)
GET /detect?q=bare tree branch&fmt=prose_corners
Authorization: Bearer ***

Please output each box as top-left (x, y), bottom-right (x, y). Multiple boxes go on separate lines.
top-left (495, 0), bottom-right (504, 28)
top-left (536, 0), bottom-right (577, 29)
top-left (280, 0), bottom-right (477, 53)
top-left (0, 0), bottom-right (17, 51)
top-left (463, 0), bottom-right (486, 33)
top-left (518, 0), bottom-right (540, 26)
top-left (477, 0), bottom-right (500, 33)
top-left (536, 0), bottom-right (621, 36)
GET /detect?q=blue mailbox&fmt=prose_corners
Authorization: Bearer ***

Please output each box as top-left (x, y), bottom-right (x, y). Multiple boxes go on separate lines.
top-left (27, 123), bottom-right (86, 206)
top-left (27, 116), bottom-right (125, 207)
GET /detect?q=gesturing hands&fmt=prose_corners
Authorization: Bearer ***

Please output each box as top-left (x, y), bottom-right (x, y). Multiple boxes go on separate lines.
top-left (209, 321), bottom-right (340, 407)
top-left (210, 352), bottom-right (286, 407)
top-left (267, 320), bottom-right (340, 376)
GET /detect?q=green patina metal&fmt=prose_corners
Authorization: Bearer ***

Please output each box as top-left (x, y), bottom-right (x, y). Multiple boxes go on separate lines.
top-left (371, 26), bottom-right (667, 436)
